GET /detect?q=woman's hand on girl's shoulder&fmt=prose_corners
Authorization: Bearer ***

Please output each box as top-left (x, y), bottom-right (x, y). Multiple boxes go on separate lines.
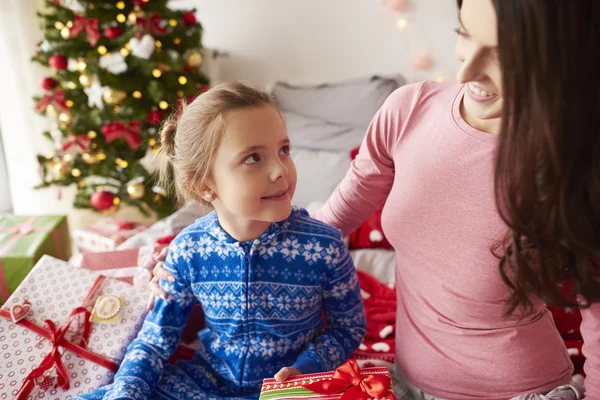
top-left (146, 247), bottom-right (176, 310)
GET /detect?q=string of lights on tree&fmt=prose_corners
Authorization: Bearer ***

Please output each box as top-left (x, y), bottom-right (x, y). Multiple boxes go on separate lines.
top-left (32, 0), bottom-right (209, 218)
top-left (380, 0), bottom-right (447, 83)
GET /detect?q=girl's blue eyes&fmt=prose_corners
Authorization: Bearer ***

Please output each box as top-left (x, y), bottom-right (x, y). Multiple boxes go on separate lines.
top-left (243, 146), bottom-right (291, 165)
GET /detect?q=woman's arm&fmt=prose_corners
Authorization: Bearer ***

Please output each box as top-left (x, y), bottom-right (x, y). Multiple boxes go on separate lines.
top-left (313, 82), bottom-right (424, 236)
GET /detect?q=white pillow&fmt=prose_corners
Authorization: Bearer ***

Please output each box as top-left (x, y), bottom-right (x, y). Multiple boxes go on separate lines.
top-left (291, 147), bottom-right (350, 209)
top-left (350, 249), bottom-right (396, 284)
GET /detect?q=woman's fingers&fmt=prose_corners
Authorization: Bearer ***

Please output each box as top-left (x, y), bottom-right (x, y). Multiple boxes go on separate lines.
top-left (152, 262), bottom-right (175, 282)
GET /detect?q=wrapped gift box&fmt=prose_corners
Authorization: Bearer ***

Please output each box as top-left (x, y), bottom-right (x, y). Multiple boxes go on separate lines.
top-left (0, 255), bottom-right (150, 399)
top-left (73, 218), bottom-right (149, 253)
top-left (0, 214), bottom-right (71, 305)
top-left (259, 360), bottom-right (395, 400)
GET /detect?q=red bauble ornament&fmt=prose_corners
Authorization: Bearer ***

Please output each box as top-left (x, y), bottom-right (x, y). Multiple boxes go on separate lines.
top-left (41, 77), bottom-right (58, 90)
top-left (147, 109), bottom-right (163, 125)
top-left (90, 191), bottom-right (116, 211)
top-left (103, 26), bottom-right (123, 40)
top-left (182, 11), bottom-right (197, 26)
top-left (48, 54), bottom-right (68, 70)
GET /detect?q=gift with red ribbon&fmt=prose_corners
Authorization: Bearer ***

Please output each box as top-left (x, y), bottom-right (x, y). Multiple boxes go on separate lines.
top-left (35, 89), bottom-right (69, 114)
top-left (0, 255), bottom-right (151, 399)
top-left (259, 359), bottom-right (395, 400)
top-left (73, 217), bottom-right (149, 253)
top-left (0, 215), bottom-right (70, 305)
top-left (62, 132), bottom-right (92, 153)
top-left (101, 120), bottom-right (142, 150)
top-left (135, 13), bottom-right (167, 38)
top-left (68, 15), bottom-right (100, 47)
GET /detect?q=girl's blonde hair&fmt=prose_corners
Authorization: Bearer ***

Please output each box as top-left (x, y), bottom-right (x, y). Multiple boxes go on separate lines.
top-left (157, 81), bottom-right (277, 208)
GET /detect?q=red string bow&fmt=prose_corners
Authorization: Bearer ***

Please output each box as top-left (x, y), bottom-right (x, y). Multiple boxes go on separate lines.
top-left (101, 121), bottom-right (142, 150)
top-left (304, 359), bottom-right (392, 400)
top-left (36, 89), bottom-right (69, 114)
top-left (69, 15), bottom-right (100, 47)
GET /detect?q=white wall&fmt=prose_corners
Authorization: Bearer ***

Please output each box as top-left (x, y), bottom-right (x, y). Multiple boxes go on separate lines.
top-left (177, 0), bottom-right (461, 86)
top-left (0, 0), bottom-right (460, 226)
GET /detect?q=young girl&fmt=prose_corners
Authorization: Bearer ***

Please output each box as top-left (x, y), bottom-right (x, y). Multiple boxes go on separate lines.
top-left (150, 1), bottom-right (599, 399)
top-left (77, 82), bottom-right (366, 400)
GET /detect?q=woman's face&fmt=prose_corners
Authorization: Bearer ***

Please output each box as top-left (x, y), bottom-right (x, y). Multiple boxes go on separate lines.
top-left (455, 0), bottom-right (503, 131)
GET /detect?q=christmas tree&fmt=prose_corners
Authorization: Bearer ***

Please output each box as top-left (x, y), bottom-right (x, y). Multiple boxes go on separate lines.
top-left (33, 0), bottom-right (210, 218)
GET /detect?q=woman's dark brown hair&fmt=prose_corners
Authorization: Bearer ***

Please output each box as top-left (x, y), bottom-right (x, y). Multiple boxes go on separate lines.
top-left (458, 0), bottom-right (600, 315)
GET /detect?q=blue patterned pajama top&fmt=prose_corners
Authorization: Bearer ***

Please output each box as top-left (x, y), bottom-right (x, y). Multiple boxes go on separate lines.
top-left (76, 207), bottom-right (367, 399)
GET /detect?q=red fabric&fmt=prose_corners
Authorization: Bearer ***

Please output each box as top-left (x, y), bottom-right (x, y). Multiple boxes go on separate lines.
top-left (546, 280), bottom-right (585, 376)
top-left (351, 270), bottom-right (396, 367)
top-left (348, 147), bottom-right (393, 250)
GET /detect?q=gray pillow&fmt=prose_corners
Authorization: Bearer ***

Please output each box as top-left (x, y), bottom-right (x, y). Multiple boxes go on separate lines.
top-left (272, 75), bottom-right (404, 131)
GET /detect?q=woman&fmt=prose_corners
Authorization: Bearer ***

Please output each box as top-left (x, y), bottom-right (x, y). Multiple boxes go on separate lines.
top-left (149, 0), bottom-right (599, 398)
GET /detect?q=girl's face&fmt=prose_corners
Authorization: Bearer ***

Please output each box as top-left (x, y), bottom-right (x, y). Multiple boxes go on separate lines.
top-left (455, 0), bottom-right (503, 133)
top-left (209, 105), bottom-right (297, 227)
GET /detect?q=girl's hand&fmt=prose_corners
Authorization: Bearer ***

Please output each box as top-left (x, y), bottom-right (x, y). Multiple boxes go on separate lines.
top-left (146, 247), bottom-right (176, 310)
top-left (274, 367), bottom-right (302, 382)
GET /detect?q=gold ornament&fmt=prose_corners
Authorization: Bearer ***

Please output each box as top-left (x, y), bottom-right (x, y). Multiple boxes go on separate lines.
top-left (132, 91), bottom-right (142, 99)
top-left (169, 19), bottom-right (177, 27)
top-left (178, 76), bottom-right (187, 85)
top-left (116, 13), bottom-right (126, 23)
top-left (120, 48), bottom-right (130, 57)
top-left (61, 27), bottom-right (70, 39)
top-left (55, 21), bottom-right (65, 30)
top-left (152, 69), bottom-right (162, 78)
top-left (46, 104), bottom-right (57, 117)
top-left (102, 88), bottom-right (127, 105)
top-left (103, 204), bottom-right (120, 216)
top-left (66, 100), bottom-right (74, 108)
top-left (127, 182), bottom-right (145, 199)
top-left (71, 168), bottom-right (81, 177)
top-left (65, 81), bottom-right (77, 90)
top-left (128, 10), bottom-right (144, 24)
top-left (97, 45), bottom-right (108, 55)
top-left (67, 21), bottom-right (73, 28)
top-left (116, 1), bottom-right (125, 9)
top-left (50, 159), bottom-right (68, 179)
top-left (88, 130), bottom-right (97, 139)
top-left (63, 153), bottom-right (73, 162)
top-left (75, 60), bottom-right (87, 72)
top-left (82, 152), bottom-right (101, 164)
top-left (185, 50), bottom-right (203, 67)
top-left (58, 112), bottom-right (73, 126)
top-left (79, 74), bottom-right (93, 87)
top-left (159, 101), bottom-right (168, 110)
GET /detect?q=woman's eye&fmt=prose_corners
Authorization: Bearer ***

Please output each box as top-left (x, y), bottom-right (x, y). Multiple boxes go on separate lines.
top-left (454, 28), bottom-right (469, 38)
top-left (279, 146), bottom-right (291, 156)
top-left (244, 154), bottom-right (261, 164)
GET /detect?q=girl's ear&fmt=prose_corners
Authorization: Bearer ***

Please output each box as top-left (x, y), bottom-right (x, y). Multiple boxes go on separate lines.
top-left (197, 183), bottom-right (217, 202)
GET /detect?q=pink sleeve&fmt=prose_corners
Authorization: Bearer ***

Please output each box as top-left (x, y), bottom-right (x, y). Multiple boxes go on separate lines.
top-left (581, 299), bottom-right (600, 399)
top-left (313, 82), bottom-right (424, 236)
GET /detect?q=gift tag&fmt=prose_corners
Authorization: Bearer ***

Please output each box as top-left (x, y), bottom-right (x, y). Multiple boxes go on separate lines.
top-left (90, 295), bottom-right (123, 324)
top-left (10, 300), bottom-right (32, 323)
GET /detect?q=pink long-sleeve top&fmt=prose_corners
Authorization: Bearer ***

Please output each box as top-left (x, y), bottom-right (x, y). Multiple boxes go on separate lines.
top-left (314, 81), bottom-right (599, 400)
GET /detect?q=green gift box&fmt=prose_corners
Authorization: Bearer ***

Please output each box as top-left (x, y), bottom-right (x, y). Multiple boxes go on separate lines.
top-left (0, 214), bottom-right (71, 305)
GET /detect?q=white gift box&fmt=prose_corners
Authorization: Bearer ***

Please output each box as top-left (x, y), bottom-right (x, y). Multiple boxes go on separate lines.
top-left (73, 218), bottom-right (149, 253)
top-left (0, 255), bottom-right (150, 399)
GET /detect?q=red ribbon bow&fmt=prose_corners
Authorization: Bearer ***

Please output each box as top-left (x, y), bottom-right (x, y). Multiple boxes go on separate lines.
top-left (101, 121), bottom-right (142, 150)
top-left (62, 133), bottom-right (92, 153)
top-left (35, 89), bottom-right (69, 114)
top-left (18, 307), bottom-right (91, 397)
top-left (69, 15), bottom-right (100, 47)
top-left (135, 13), bottom-right (167, 38)
top-left (304, 359), bottom-right (392, 400)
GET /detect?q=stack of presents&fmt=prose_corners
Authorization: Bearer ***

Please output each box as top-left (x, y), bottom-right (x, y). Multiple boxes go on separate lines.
top-left (0, 203), bottom-right (586, 399)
